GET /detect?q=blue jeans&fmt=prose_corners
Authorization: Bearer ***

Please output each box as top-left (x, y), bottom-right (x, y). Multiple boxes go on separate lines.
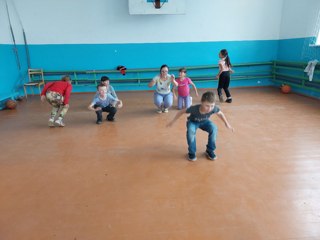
top-left (154, 92), bottom-right (173, 109)
top-left (178, 95), bottom-right (191, 109)
top-left (186, 120), bottom-right (217, 155)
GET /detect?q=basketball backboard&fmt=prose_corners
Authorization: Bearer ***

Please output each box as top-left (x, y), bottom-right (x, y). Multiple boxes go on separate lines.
top-left (128, 0), bottom-right (186, 15)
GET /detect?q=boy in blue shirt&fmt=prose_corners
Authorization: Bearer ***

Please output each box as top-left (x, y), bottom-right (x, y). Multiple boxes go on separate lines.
top-left (94, 76), bottom-right (118, 99)
top-left (88, 84), bottom-right (123, 124)
top-left (167, 91), bottom-right (234, 161)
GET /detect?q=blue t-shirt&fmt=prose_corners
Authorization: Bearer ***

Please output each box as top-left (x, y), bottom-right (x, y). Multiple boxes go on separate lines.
top-left (91, 93), bottom-right (117, 107)
top-left (94, 85), bottom-right (118, 99)
top-left (186, 104), bottom-right (220, 122)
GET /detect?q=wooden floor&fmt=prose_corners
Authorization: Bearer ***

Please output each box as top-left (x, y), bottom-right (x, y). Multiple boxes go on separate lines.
top-left (0, 87), bottom-right (320, 240)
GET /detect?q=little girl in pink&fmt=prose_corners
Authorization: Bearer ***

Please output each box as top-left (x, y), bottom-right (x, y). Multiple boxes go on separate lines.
top-left (173, 67), bottom-right (199, 110)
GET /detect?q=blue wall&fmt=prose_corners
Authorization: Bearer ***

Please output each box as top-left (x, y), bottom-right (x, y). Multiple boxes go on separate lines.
top-left (277, 37), bottom-right (320, 62)
top-left (0, 39), bottom-right (279, 108)
top-left (4, 38), bottom-right (320, 109)
top-left (277, 37), bottom-right (320, 99)
top-left (28, 40), bottom-right (278, 70)
top-left (0, 44), bottom-right (28, 109)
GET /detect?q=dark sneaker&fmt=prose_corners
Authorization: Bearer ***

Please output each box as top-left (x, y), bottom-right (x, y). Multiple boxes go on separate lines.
top-left (225, 98), bottom-right (232, 103)
top-left (188, 153), bottom-right (197, 161)
top-left (206, 150), bottom-right (217, 160)
top-left (107, 118), bottom-right (115, 122)
top-left (96, 120), bottom-right (102, 124)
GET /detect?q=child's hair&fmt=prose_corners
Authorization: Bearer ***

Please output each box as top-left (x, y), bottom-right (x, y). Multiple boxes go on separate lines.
top-left (201, 91), bottom-right (216, 103)
top-left (160, 64), bottom-right (169, 73)
top-left (220, 49), bottom-right (232, 68)
top-left (97, 83), bottom-right (106, 90)
top-left (101, 76), bottom-right (110, 82)
top-left (179, 67), bottom-right (187, 73)
top-left (61, 75), bottom-right (71, 82)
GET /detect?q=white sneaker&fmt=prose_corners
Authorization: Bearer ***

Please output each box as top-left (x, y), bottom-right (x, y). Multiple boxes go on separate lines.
top-left (163, 108), bottom-right (169, 113)
top-left (156, 108), bottom-right (162, 114)
top-left (54, 118), bottom-right (65, 127)
top-left (48, 118), bottom-right (55, 127)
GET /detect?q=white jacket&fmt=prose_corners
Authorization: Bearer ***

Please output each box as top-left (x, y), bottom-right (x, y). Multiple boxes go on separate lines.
top-left (304, 59), bottom-right (318, 81)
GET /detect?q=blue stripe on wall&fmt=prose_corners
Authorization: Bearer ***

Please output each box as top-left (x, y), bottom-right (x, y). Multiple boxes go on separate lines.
top-left (21, 40), bottom-right (277, 94)
top-left (28, 40), bottom-right (279, 70)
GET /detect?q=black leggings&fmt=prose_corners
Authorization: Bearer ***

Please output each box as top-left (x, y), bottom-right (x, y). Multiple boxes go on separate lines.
top-left (217, 71), bottom-right (231, 98)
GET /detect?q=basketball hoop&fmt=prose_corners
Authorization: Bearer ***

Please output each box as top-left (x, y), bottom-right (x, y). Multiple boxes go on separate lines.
top-left (152, 0), bottom-right (167, 9)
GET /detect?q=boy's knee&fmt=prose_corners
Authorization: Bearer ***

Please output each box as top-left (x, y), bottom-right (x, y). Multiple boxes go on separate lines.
top-left (94, 104), bottom-right (102, 109)
top-left (110, 106), bottom-right (117, 114)
top-left (187, 128), bottom-right (196, 136)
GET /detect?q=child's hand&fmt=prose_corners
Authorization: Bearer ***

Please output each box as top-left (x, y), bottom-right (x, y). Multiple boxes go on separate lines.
top-left (40, 95), bottom-right (46, 102)
top-left (226, 123), bottom-right (234, 132)
top-left (95, 107), bottom-right (102, 111)
top-left (171, 74), bottom-right (175, 81)
top-left (117, 101), bottom-right (123, 109)
top-left (215, 75), bottom-right (219, 79)
top-left (230, 69), bottom-right (234, 74)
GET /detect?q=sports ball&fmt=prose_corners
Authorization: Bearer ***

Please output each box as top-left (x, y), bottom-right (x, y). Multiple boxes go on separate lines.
top-left (281, 84), bottom-right (291, 94)
top-left (6, 99), bottom-right (17, 109)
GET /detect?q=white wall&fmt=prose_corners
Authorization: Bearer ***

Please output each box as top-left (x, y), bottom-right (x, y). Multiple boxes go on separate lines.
top-left (279, 0), bottom-right (320, 39)
top-left (1, 0), bottom-right (284, 44)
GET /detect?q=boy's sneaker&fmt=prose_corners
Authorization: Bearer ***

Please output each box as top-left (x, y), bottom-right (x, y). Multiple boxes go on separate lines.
top-left (54, 118), bottom-right (65, 127)
top-left (206, 150), bottom-right (217, 160)
top-left (188, 153), bottom-right (197, 161)
top-left (219, 95), bottom-right (224, 103)
top-left (96, 120), bottom-right (102, 124)
top-left (48, 118), bottom-right (55, 127)
top-left (157, 108), bottom-right (162, 114)
top-left (226, 98), bottom-right (232, 103)
top-left (163, 108), bottom-right (169, 113)
top-left (107, 118), bottom-right (115, 122)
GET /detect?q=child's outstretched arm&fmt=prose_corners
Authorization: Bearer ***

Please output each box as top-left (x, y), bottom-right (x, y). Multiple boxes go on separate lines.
top-left (190, 81), bottom-right (199, 97)
top-left (171, 74), bottom-right (178, 87)
top-left (216, 64), bottom-right (223, 79)
top-left (148, 79), bottom-right (155, 88)
top-left (217, 110), bottom-right (234, 132)
top-left (172, 86), bottom-right (177, 100)
top-left (88, 103), bottom-right (101, 111)
top-left (166, 109), bottom-right (186, 128)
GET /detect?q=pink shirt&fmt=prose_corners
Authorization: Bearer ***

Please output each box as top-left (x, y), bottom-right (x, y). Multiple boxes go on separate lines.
top-left (219, 58), bottom-right (231, 72)
top-left (177, 77), bottom-right (192, 97)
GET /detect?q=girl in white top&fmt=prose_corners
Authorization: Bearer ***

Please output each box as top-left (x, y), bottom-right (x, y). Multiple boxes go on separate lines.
top-left (216, 49), bottom-right (234, 103)
top-left (148, 64), bottom-right (178, 113)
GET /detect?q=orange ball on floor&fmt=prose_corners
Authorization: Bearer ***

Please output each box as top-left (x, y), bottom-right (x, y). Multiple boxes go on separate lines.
top-left (281, 84), bottom-right (291, 94)
top-left (6, 99), bottom-right (17, 109)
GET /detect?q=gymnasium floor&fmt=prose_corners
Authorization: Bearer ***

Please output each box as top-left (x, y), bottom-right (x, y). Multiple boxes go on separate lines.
top-left (0, 87), bottom-right (320, 240)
